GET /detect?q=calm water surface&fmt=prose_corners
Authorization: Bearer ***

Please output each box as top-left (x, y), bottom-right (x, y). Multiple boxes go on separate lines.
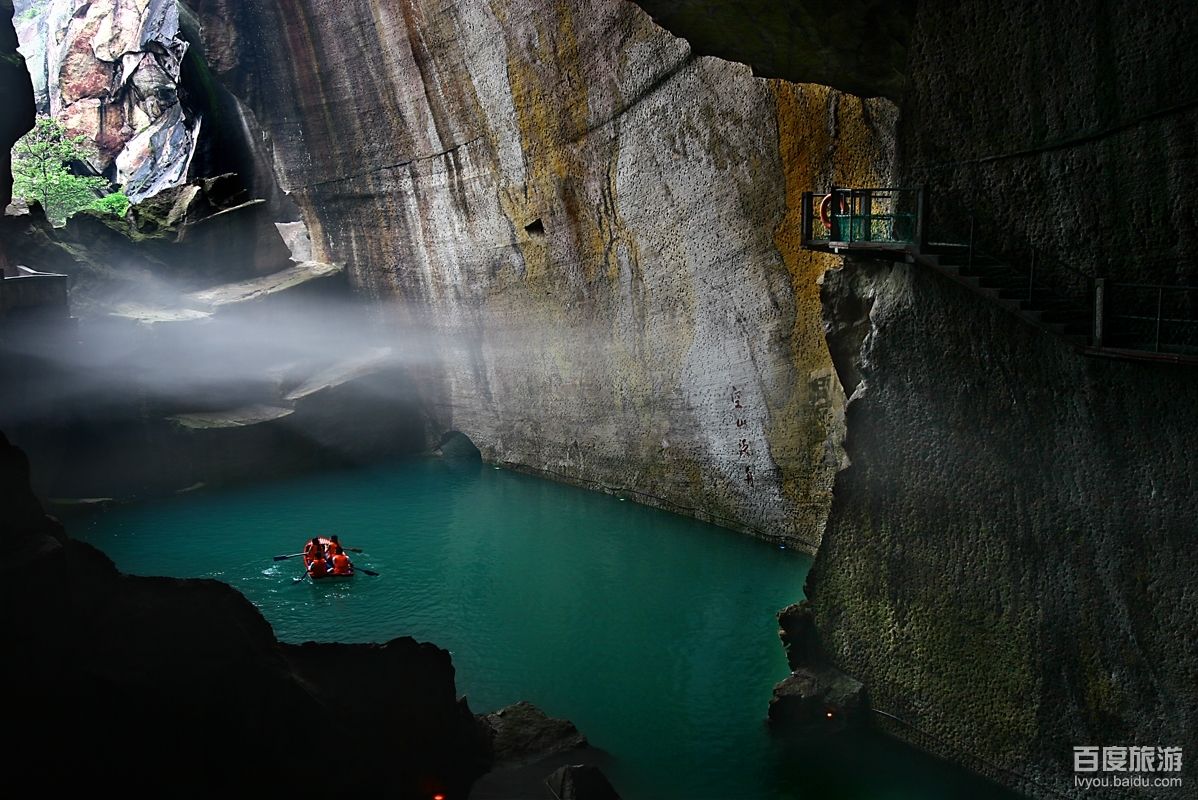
top-left (76, 458), bottom-right (1019, 800)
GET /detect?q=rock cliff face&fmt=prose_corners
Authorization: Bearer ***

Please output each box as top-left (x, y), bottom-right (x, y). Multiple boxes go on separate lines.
top-left (811, 259), bottom-right (1197, 799)
top-left (799, 3), bottom-right (1198, 796)
top-left (184, 0), bottom-right (896, 551)
top-left (16, 0), bottom-right (196, 199)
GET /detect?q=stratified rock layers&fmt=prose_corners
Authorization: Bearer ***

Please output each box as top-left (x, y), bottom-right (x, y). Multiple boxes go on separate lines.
top-left (186, 0), bottom-right (896, 551)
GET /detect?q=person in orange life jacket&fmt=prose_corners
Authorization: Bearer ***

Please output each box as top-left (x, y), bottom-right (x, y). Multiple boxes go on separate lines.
top-left (331, 546), bottom-right (353, 575)
top-left (307, 552), bottom-right (330, 578)
top-left (303, 536), bottom-right (325, 563)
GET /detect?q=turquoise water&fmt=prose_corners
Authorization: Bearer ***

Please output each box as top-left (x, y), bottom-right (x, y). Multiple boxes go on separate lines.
top-left (76, 459), bottom-right (1019, 799)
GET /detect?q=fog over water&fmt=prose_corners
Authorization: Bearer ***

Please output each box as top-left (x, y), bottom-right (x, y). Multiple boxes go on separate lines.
top-left (0, 289), bottom-right (537, 426)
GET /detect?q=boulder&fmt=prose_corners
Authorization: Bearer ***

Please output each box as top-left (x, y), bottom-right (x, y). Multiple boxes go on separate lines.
top-left (484, 700), bottom-right (588, 767)
top-left (17, 0), bottom-right (195, 198)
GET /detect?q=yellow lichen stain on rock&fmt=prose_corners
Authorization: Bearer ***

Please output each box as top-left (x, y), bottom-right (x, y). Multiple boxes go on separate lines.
top-left (767, 81), bottom-right (893, 548)
top-left (487, 0), bottom-right (662, 446)
top-left (492, 0), bottom-right (604, 288)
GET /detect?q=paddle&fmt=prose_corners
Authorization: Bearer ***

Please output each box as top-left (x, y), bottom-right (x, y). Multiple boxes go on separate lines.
top-left (354, 565), bottom-right (379, 577)
top-left (273, 552), bottom-right (305, 561)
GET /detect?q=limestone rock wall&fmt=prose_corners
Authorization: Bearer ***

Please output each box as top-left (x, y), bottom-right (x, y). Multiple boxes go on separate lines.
top-left (185, 0), bottom-right (897, 551)
top-left (898, 0), bottom-right (1198, 289)
top-left (801, 3), bottom-right (1198, 795)
top-left (811, 259), bottom-right (1197, 799)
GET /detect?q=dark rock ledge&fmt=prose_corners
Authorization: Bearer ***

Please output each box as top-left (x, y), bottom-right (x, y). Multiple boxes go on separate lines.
top-left (768, 602), bottom-right (868, 733)
top-left (2, 429), bottom-right (488, 796)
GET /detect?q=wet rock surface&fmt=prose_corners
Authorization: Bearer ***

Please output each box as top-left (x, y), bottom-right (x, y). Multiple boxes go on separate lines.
top-left (472, 701), bottom-right (617, 800)
top-left (544, 764), bottom-right (622, 800)
top-left (484, 700), bottom-right (589, 765)
top-left (769, 601), bottom-right (866, 733)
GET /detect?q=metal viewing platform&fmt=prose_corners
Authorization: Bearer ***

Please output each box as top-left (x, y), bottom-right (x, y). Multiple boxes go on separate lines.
top-left (799, 186), bottom-right (1197, 365)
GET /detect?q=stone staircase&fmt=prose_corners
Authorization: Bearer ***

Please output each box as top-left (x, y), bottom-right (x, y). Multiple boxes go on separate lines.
top-left (801, 186), bottom-right (1197, 364)
top-left (913, 243), bottom-right (1093, 349)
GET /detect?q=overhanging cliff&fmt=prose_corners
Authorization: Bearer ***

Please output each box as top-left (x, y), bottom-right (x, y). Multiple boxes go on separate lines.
top-left (183, 0), bottom-right (898, 551)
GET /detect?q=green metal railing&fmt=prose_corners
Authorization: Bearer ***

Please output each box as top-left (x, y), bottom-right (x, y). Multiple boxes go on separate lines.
top-left (801, 187), bottom-right (924, 248)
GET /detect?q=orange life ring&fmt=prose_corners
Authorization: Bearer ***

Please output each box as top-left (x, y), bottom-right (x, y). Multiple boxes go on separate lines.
top-left (819, 193), bottom-right (846, 227)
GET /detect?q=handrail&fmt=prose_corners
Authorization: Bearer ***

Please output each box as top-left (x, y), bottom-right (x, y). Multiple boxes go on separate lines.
top-left (1110, 282), bottom-right (1198, 292)
top-left (799, 184), bottom-right (1198, 362)
top-left (802, 186), bottom-right (924, 248)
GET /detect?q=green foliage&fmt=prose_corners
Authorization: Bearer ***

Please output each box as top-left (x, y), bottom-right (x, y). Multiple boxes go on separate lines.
top-left (17, 1), bottom-right (50, 23)
top-left (11, 116), bottom-right (110, 226)
top-left (89, 191), bottom-right (131, 219)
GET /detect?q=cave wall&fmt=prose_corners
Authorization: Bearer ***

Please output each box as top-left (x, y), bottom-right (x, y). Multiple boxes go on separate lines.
top-left (812, 260), bottom-right (1197, 799)
top-left (803, 3), bottom-right (1198, 797)
top-left (898, 0), bottom-right (1198, 289)
top-left (184, 0), bottom-right (897, 551)
top-left (628, 0), bottom-right (915, 101)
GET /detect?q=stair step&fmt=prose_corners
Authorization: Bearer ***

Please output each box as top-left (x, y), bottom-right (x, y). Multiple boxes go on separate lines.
top-left (1039, 308), bottom-right (1091, 323)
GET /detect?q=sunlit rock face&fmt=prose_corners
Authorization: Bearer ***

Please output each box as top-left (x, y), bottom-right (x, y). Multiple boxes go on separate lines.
top-left (15, 0), bottom-right (195, 199)
top-left (185, 0), bottom-right (895, 551)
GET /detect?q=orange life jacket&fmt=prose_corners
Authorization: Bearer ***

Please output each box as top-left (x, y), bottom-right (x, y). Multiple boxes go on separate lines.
top-left (308, 558), bottom-right (329, 577)
top-left (332, 553), bottom-right (352, 575)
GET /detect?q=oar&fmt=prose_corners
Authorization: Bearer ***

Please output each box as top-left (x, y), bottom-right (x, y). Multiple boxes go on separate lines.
top-left (354, 565), bottom-right (379, 577)
top-left (273, 552), bottom-right (305, 561)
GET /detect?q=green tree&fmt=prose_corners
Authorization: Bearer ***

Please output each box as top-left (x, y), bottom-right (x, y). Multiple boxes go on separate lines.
top-left (11, 116), bottom-right (110, 226)
top-left (89, 191), bottom-right (131, 219)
